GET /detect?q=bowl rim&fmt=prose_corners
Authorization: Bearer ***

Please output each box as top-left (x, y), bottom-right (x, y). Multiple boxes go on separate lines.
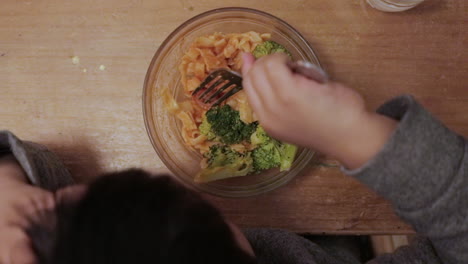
top-left (142, 7), bottom-right (321, 197)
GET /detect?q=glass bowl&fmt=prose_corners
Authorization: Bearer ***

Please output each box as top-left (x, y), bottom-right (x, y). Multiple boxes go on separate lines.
top-left (143, 7), bottom-right (322, 198)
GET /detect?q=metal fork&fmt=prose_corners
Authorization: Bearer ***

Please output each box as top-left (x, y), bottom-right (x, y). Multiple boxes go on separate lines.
top-left (192, 60), bottom-right (328, 108)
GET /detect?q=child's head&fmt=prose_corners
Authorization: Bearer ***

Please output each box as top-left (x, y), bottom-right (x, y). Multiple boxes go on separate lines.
top-left (29, 169), bottom-right (256, 264)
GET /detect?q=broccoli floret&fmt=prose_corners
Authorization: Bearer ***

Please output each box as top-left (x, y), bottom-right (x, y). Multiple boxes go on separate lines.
top-left (250, 125), bottom-right (270, 146)
top-left (196, 145), bottom-right (254, 182)
top-left (250, 126), bottom-right (298, 172)
top-left (199, 115), bottom-right (216, 140)
top-left (205, 105), bottom-right (257, 144)
top-left (205, 145), bottom-right (240, 167)
top-left (278, 143), bottom-right (297, 171)
top-left (251, 126), bottom-right (281, 171)
top-left (252, 141), bottom-right (281, 171)
top-left (252, 40), bottom-right (292, 59)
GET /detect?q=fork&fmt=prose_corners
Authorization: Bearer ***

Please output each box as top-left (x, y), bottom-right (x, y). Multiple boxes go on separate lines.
top-left (192, 60), bottom-right (329, 108)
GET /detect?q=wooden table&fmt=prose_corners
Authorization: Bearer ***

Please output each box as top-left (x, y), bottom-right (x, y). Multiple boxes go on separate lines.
top-left (1, 0), bottom-right (466, 234)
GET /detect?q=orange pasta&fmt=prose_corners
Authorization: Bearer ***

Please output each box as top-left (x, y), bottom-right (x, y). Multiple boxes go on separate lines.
top-left (169, 31), bottom-right (269, 154)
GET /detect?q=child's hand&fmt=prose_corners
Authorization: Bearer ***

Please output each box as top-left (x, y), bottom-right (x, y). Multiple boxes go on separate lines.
top-left (0, 155), bottom-right (54, 264)
top-left (242, 53), bottom-right (397, 169)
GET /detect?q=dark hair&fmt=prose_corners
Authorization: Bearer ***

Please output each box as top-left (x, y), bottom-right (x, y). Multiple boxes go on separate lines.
top-left (29, 169), bottom-right (256, 264)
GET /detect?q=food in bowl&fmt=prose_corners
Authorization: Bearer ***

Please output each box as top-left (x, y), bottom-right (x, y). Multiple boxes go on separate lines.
top-left (162, 31), bottom-right (297, 183)
top-left (144, 8), bottom-right (319, 197)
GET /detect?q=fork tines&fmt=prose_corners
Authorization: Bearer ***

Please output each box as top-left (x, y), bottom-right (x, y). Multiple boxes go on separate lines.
top-left (192, 69), bottom-right (243, 107)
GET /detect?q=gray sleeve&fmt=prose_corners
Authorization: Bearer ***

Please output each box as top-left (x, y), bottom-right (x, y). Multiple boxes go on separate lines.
top-left (244, 228), bottom-right (361, 264)
top-left (343, 95), bottom-right (468, 264)
top-left (368, 236), bottom-right (442, 264)
top-left (0, 130), bottom-right (74, 191)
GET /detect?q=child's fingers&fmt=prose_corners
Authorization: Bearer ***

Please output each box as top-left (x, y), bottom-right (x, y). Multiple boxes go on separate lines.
top-left (0, 229), bottom-right (36, 264)
top-left (261, 53), bottom-right (294, 98)
top-left (55, 185), bottom-right (87, 205)
top-left (242, 76), bottom-right (264, 120)
top-left (243, 53), bottom-right (293, 124)
top-left (9, 233), bottom-right (36, 264)
top-left (36, 190), bottom-right (55, 211)
top-left (243, 55), bottom-right (282, 122)
top-left (5, 187), bottom-right (54, 229)
top-left (248, 63), bottom-right (280, 112)
top-left (241, 52), bottom-right (255, 76)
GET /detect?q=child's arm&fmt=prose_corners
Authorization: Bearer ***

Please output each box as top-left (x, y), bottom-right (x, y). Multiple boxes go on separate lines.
top-left (242, 53), bottom-right (467, 264)
top-left (346, 95), bottom-right (467, 264)
top-left (0, 131), bottom-right (75, 264)
top-left (241, 53), bottom-right (397, 170)
top-left (0, 154), bottom-right (54, 264)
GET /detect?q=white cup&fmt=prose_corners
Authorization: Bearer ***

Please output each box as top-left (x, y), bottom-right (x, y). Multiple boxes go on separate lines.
top-left (367, 0), bottom-right (426, 12)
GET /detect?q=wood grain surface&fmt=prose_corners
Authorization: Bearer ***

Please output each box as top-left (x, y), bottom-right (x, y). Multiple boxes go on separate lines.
top-left (1, 0), bottom-right (466, 234)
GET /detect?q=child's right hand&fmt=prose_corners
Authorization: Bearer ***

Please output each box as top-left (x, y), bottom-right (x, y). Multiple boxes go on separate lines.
top-left (242, 53), bottom-right (397, 169)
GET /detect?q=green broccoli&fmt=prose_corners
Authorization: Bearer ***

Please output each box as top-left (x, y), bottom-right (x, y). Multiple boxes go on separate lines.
top-left (204, 105), bottom-right (257, 145)
top-left (199, 115), bottom-right (216, 140)
top-left (252, 40), bottom-right (292, 59)
top-left (252, 141), bottom-right (281, 171)
top-left (278, 143), bottom-right (297, 171)
top-left (196, 145), bottom-right (254, 182)
top-left (250, 124), bottom-right (271, 146)
top-left (250, 126), bottom-right (276, 147)
top-left (250, 126), bottom-right (298, 172)
top-left (251, 126), bottom-right (281, 171)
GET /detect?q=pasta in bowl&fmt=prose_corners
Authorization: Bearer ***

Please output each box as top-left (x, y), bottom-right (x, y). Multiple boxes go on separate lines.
top-left (143, 7), bottom-right (321, 197)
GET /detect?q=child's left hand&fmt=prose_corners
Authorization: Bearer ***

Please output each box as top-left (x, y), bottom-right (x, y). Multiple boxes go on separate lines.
top-left (0, 155), bottom-right (55, 264)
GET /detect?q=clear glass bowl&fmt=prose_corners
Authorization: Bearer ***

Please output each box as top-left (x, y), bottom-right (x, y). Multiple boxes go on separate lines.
top-left (143, 7), bottom-right (321, 197)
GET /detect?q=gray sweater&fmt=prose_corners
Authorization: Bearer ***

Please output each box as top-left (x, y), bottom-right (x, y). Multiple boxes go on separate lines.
top-left (1, 95), bottom-right (466, 263)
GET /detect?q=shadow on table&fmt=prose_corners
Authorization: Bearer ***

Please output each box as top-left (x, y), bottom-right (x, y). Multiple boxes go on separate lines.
top-left (406, 0), bottom-right (443, 15)
top-left (44, 137), bottom-right (103, 184)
